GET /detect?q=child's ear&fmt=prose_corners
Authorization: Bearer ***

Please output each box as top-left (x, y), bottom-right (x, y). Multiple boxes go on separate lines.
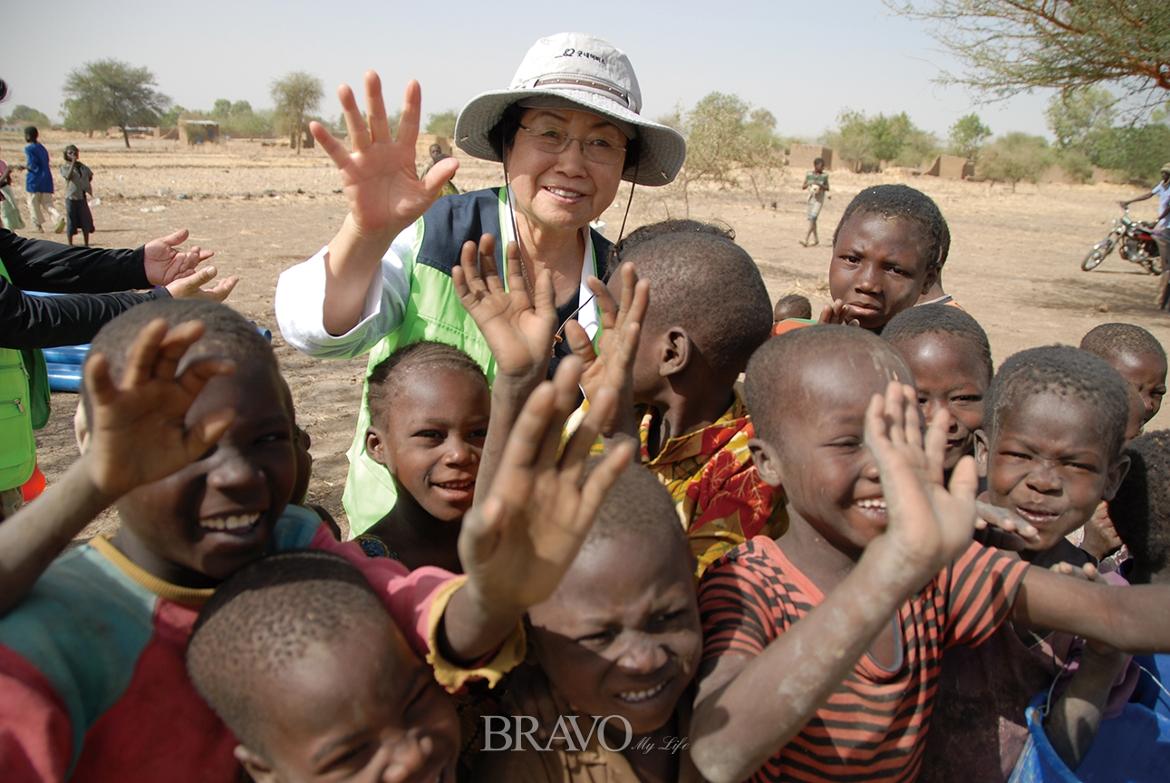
top-left (973, 429), bottom-right (990, 478)
top-left (660, 327), bottom-right (691, 378)
top-left (365, 427), bottom-right (391, 470)
top-left (920, 265), bottom-right (940, 296)
top-left (749, 437), bottom-right (784, 487)
top-left (234, 745), bottom-right (275, 783)
top-left (1102, 453), bottom-right (1131, 502)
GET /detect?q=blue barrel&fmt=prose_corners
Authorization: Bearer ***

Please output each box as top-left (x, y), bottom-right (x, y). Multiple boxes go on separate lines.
top-left (42, 346), bottom-right (89, 365)
top-left (47, 363), bottom-right (83, 393)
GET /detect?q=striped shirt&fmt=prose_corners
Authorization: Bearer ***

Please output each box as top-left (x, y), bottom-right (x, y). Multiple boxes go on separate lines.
top-left (698, 537), bottom-right (1029, 782)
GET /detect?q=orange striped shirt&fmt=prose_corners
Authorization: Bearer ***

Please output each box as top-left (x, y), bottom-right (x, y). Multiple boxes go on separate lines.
top-left (698, 537), bottom-right (1029, 782)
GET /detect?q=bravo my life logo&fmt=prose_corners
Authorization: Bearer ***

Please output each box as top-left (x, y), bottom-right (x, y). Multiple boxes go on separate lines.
top-left (482, 714), bottom-right (632, 752)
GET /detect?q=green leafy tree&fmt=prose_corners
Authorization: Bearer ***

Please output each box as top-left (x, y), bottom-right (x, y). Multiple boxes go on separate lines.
top-left (8, 105), bottom-right (54, 130)
top-left (1045, 87), bottom-right (1116, 154)
top-left (947, 113), bottom-right (991, 160)
top-left (978, 132), bottom-right (1053, 190)
top-left (62, 59), bottom-right (169, 148)
top-left (1093, 124), bottom-right (1170, 181)
top-left (271, 72), bottom-right (323, 154)
top-left (891, 1), bottom-right (1170, 114)
top-left (825, 109), bottom-right (936, 169)
top-left (159, 104), bottom-right (186, 129)
top-left (425, 110), bottom-right (458, 138)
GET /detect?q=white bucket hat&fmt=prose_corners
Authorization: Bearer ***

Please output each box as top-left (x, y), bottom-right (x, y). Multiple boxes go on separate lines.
top-left (455, 33), bottom-right (686, 187)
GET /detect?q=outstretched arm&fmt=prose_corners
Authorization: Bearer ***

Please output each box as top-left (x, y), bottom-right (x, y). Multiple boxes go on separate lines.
top-left (438, 356), bottom-right (635, 664)
top-left (310, 72), bottom-right (457, 336)
top-left (0, 320), bottom-right (234, 614)
top-left (691, 384), bottom-right (978, 783)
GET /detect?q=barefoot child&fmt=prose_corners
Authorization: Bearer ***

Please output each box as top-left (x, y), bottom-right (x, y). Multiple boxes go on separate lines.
top-left (883, 303), bottom-right (993, 474)
top-left (820, 184), bottom-right (950, 332)
top-left (800, 158), bottom-right (828, 247)
top-left (0, 298), bottom-right (631, 781)
top-left (187, 551), bottom-right (463, 782)
top-left (566, 220), bottom-right (780, 574)
top-left (476, 463), bottom-right (705, 782)
top-left (690, 326), bottom-right (1170, 783)
top-left (60, 145), bottom-right (94, 247)
top-left (359, 342), bottom-right (490, 571)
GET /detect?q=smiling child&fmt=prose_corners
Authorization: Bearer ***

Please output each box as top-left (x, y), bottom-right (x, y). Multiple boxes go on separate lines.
top-left (883, 303), bottom-right (993, 474)
top-left (690, 326), bottom-right (1170, 783)
top-left (360, 341), bottom-right (491, 571)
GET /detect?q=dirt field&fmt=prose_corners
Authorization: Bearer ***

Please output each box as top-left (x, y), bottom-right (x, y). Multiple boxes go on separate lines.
top-left (9, 130), bottom-right (1168, 538)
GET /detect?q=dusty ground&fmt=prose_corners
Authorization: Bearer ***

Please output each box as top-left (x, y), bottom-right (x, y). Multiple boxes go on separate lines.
top-left (9, 130), bottom-right (1168, 539)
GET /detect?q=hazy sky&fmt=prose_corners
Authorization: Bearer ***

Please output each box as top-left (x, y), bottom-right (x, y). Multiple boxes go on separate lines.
top-left (4, 0), bottom-right (1055, 141)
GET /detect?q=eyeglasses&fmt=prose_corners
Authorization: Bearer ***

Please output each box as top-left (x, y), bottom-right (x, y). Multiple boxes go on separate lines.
top-left (517, 123), bottom-right (627, 166)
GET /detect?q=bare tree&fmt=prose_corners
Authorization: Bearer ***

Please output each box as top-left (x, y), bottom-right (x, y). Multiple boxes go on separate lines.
top-left (890, 0), bottom-right (1170, 114)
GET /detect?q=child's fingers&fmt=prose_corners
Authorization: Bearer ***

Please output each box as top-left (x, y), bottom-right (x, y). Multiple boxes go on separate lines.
top-left (453, 240), bottom-right (479, 299)
top-left (533, 268), bottom-right (556, 320)
top-left (563, 384), bottom-right (616, 471)
top-left (533, 357), bottom-right (584, 470)
top-left (945, 455), bottom-right (979, 504)
top-left (563, 321), bottom-right (598, 367)
top-left (617, 262), bottom-right (636, 317)
top-left (587, 276), bottom-right (619, 328)
top-left (504, 240), bottom-right (526, 294)
top-left (82, 352), bottom-right (117, 407)
top-left (176, 357), bottom-right (236, 398)
top-left (337, 83), bottom-right (369, 151)
top-left (363, 71), bottom-right (391, 144)
top-left (900, 385), bottom-right (924, 451)
top-left (574, 436), bottom-right (636, 532)
top-left (862, 391), bottom-right (888, 455)
top-left (460, 498), bottom-right (505, 570)
top-left (477, 234), bottom-right (503, 293)
top-left (922, 406), bottom-right (949, 485)
top-left (148, 320), bottom-right (208, 385)
top-left (119, 319), bottom-right (170, 388)
top-left (186, 408), bottom-right (236, 459)
top-left (624, 277), bottom-right (650, 331)
top-left (497, 381), bottom-right (557, 471)
top-left (884, 382), bottom-right (906, 446)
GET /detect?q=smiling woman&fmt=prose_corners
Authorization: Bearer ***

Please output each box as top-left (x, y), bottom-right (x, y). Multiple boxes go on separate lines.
top-left (274, 32), bottom-right (686, 533)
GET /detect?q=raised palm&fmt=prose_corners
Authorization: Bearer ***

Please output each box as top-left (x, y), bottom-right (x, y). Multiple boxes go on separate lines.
top-left (310, 72), bottom-right (458, 238)
top-left (864, 382), bottom-right (977, 581)
top-left (453, 234), bottom-right (556, 383)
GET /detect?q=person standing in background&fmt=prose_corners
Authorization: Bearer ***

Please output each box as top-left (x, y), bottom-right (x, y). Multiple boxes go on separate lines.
top-left (800, 156), bottom-right (829, 247)
top-left (23, 126), bottom-right (63, 234)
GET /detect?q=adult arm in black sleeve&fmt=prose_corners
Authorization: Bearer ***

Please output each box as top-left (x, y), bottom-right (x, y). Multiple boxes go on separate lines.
top-left (0, 229), bottom-right (149, 293)
top-left (0, 277), bottom-right (166, 348)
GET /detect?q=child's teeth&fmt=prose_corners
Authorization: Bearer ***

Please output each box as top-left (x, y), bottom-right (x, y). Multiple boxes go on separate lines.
top-left (201, 514), bottom-right (257, 531)
top-left (856, 499), bottom-right (886, 509)
top-left (619, 681), bottom-right (667, 702)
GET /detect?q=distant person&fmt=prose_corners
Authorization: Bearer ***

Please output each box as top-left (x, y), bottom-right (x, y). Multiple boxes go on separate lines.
top-left (59, 145), bottom-right (94, 247)
top-left (23, 126), bottom-right (62, 234)
top-left (0, 150), bottom-right (24, 231)
top-left (1120, 163), bottom-right (1170, 310)
top-left (424, 142), bottom-right (459, 197)
top-left (800, 157), bottom-right (829, 247)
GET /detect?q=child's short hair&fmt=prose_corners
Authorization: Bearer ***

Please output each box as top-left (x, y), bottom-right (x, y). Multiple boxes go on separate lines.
top-left (1110, 430), bottom-right (1170, 573)
top-left (773, 293), bottom-right (812, 322)
top-left (366, 341), bottom-right (486, 425)
top-left (63, 144), bottom-right (78, 158)
top-left (832, 184), bottom-right (951, 272)
top-left (882, 303), bottom-right (993, 380)
top-left (87, 299), bottom-right (277, 408)
top-left (1080, 322), bottom-right (1167, 363)
top-left (186, 551), bottom-right (382, 754)
top-left (985, 345), bottom-right (1130, 456)
top-left (24, 126), bottom-right (37, 142)
top-left (813, 157), bottom-right (824, 166)
top-left (588, 460), bottom-right (686, 551)
top-left (612, 219), bottom-right (773, 376)
top-left (745, 325), bottom-right (908, 446)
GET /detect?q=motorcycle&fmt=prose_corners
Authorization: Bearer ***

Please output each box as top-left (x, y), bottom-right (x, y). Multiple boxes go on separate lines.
top-left (1082, 210), bottom-right (1164, 274)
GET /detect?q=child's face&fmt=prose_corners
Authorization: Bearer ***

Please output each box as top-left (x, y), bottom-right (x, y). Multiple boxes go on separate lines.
top-left (367, 368), bottom-right (489, 521)
top-left (113, 364), bottom-right (296, 586)
top-left (291, 425), bottom-right (313, 506)
top-left (241, 617), bottom-right (460, 783)
top-left (1109, 350), bottom-right (1167, 424)
top-left (983, 391), bottom-right (1127, 552)
top-left (528, 530), bottom-right (701, 735)
top-left (751, 348), bottom-right (913, 558)
top-left (893, 332), bottom-right (988, 471)
top-left (829, 213), bottom-right (936, 331)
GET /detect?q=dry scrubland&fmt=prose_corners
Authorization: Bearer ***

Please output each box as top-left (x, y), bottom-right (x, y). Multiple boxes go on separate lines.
top-left (7, 130), bottom-right (1168, 538)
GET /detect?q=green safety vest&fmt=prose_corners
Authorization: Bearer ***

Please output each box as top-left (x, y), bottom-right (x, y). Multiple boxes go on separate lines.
top-left (0, 258), bottom-right (51, 491)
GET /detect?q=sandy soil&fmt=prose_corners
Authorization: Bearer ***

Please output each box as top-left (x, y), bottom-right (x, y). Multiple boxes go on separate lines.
top-left (9, 130), bottom-right (1168, 539)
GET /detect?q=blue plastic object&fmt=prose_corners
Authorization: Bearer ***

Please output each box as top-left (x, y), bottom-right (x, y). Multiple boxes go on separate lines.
top-left (46, 363), bottom-right (82, 393)
top-left (1009, 693), bottom-right (1170, 782)
top-left (42, 346), bottom-right (89, 365)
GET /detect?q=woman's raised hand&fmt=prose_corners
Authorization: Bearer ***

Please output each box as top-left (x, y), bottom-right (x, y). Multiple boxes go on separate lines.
top-left (311, 72), bottom-right (458, 240)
